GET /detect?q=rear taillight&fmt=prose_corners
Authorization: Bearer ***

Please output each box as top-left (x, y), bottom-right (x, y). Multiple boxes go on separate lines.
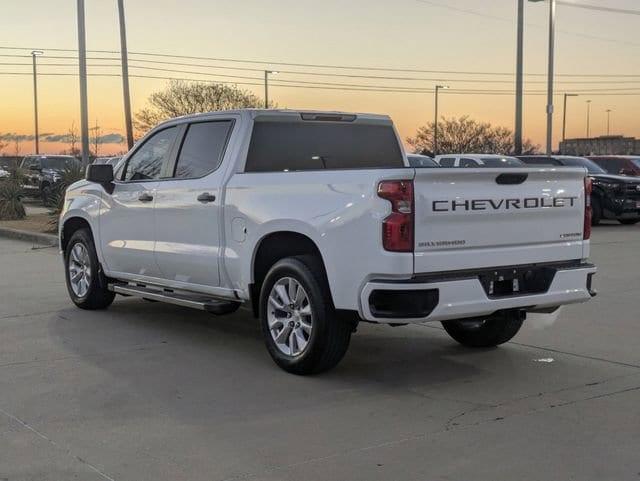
top-left (378, 180), bottom-right (414, 252)
top-left (584, 177), bottom-right (592, 240)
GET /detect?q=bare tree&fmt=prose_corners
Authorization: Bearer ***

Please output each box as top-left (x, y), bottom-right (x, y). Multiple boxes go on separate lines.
top-left (134, 80), bottom-right (265, 135)
top-left (0, 140), bottom-right (6, 154)
top-left (407, 116), bottom-right (539, 156)
top-left (90, 120), bottom-right (102, 158)
top-left (14, 138), bottom-right (22, 157)
top-left (67, 121), bottom-right (79, 156)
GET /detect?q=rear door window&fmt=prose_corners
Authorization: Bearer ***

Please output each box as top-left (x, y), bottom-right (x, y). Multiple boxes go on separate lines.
top-left (245, 120), bottom-right (403, 172)
top-left (173, 121), bottom-right (232, 179)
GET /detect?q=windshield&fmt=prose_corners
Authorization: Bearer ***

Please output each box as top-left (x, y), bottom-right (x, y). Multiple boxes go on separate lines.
top-left (41, 157), bottom-right (75, 170)
top-left (560, 157), bottom-right (607, 174)
top-left (481, 157), bottom-right (523, 167)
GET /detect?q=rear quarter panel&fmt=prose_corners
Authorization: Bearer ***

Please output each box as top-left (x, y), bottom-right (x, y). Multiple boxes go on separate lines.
top-left (223, 169), bottom-right (414, 310)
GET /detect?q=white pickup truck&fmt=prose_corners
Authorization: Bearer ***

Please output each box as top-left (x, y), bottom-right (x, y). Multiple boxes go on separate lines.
top-left (60, 109), bottom-right (596, 374)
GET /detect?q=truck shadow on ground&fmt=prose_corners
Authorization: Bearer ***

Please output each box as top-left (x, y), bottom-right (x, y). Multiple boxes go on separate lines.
top-left (49, 296), bottom-right (567, 411)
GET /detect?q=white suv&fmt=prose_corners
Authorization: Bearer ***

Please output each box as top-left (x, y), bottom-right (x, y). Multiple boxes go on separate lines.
top-left (435, 154), bottom-right (524, 168)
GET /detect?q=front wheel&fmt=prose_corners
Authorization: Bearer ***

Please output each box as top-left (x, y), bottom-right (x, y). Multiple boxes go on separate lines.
top-left (259, 255), bottom-right (352, 375)
top-left (64, 228), bottom-right (115, 310)
top-left (619, 219), bottom-right (639, 225)
top-left (442, 312), bottom-right (524, 348)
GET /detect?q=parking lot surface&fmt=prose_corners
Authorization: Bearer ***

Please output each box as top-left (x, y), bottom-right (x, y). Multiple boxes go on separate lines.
top-left (1, 224), bottom-right (639, 481)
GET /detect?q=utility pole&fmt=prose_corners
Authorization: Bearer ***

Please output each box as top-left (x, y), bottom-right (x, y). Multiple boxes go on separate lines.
top-left (434, 85), bottom-right (449, 156)
top-left (77, 0), bottom-right (90, 165)
top-left (117, 0), bottom-right (134, 150)
top-left (586, 100), bottom-right (592, 138)
top-left (31, 50), bottom-right (44, 154)
top-left (264, 70), bottom-right (278, 109)
top-left (544, 0), bottom-right (556, 155)
top-left (514, 0), bottom-right (524, 155)
top-left (562, 93), bottom-right (578, 143)
top-left (606, 109), bottom-right (612, 135)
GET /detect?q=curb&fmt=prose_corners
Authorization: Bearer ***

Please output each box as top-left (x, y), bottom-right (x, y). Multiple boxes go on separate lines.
top-left (0, 227), bottom-right (58, 247)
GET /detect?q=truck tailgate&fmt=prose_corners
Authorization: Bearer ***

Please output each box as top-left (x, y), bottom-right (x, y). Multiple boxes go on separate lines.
top-left (413, 168), bottom-right (587, 274)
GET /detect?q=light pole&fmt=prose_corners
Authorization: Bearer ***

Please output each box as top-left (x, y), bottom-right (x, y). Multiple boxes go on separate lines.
top-left (264, 70), bottom-right (278, 109)
top-left (562, 93), bottom-right (578, 143)
top-left (77, 0), bottom-right (90, 165)
top-left (434, 85), bottom-right (449, 156)
top-left (606, 109), bottom-right (612, 136)
top-left (117, 0), bottom-right (134, 150)
top-left (529, 0), bottom-right (556, 155)
top-left (514, 0), bottom-right (524, 155)
top-left (31, 50), bottom-right (44, 155)
top-left (586, 100), bottom-right (592, 138)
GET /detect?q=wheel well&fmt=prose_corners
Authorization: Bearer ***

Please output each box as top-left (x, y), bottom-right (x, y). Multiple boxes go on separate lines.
top-left (61, 217), bottom-right (92, 253)
top-left (250, 232), bottom-right (327, 317)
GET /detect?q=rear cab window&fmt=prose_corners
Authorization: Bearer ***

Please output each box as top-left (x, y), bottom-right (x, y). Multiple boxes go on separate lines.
top-left (245, 116), bottom-right (404, 172)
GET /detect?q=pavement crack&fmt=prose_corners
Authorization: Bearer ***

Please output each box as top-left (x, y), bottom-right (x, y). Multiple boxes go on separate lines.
top-left (0, 406), bottom-right (117, 481)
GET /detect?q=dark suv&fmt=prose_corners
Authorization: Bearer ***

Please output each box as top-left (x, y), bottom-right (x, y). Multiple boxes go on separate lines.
top-left (589, 156), bottom-right (640, 177)
top-left (20, 155), bottom-right (79, 204)
top-left (518, 155), bottom-right (640, 225)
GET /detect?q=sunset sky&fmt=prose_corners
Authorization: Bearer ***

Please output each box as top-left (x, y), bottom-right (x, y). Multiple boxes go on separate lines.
top-left (1, 0), bottom-right (639, 156)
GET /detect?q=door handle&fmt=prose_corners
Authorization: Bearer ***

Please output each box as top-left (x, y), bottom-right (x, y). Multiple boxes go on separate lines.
top-left (138, 192), bottom-right (154, 202)
top-left (197, 192), bottom-right (216, 203)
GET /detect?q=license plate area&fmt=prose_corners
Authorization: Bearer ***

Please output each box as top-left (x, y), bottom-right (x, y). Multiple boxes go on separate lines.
top-left (479, 266), bottom-right (557, 298)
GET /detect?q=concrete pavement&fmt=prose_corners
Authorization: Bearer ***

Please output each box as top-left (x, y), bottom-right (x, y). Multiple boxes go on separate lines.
top-left (1, 224), bottom-right (639, 481)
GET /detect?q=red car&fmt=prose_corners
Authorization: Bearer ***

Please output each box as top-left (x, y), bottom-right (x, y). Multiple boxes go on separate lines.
top-left (589, 156), bottom-right (640, 177)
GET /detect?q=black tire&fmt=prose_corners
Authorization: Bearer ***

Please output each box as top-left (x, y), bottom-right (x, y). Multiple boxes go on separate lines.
top-left (591, 196), bottom-right (602, 226)
top-left (64, 228), bottom-right (115, 310)
top-left (259, 255), bottom-right (351, 375)
top-left (618, 219), bottom-right (639, 225)
top-left (442, 312), bottom-right (524, 348)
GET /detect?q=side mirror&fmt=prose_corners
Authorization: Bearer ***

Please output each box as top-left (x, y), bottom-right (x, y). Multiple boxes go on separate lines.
top-left (86, 164), bottom-right (114, 185)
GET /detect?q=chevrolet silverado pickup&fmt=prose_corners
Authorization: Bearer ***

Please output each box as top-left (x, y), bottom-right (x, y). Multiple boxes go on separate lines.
top-left (59, 109), bottom-right (597, 374)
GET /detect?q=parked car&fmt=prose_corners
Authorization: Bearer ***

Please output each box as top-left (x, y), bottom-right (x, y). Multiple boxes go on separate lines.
top-left (407, 154), bottom-right (438, 168)
top-left (20, 155), bottom-right (79, 204)
top-left (60, 109), bottom-right (596, 374)
top-left (589, 156), bottom-right (640, 177)
top-left (517, 155), bottom-right (640, 225)
top-left (435, 154), bottom-right (524, 168)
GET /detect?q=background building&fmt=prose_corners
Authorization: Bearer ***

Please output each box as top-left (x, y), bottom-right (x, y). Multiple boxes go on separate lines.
top-left (560, 135), bottom-right (639, 156)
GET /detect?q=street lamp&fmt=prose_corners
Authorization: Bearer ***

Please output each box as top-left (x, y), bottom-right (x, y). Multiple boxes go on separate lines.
top-left (264, 70), bottom-right (278, 109)
top-left (31, 50), bottom-right (44, 155)
top-left (562, 93), bottom-right (578, 142)
top-left (586, 100), bottom-right (592, 138)
top-left (433, 85), bottom-right (449, 156)
top-left (529, 0), bottom-right (556, 155)
top-left (606, 109), bottom-right (613, 136)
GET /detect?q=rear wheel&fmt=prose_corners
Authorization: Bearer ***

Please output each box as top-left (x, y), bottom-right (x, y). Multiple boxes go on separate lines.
top-left (64, 228), bottom-right (115, 310)
top-left (619, 219), bottom-right (639, 225)
top-left (259, 255), bottom-right (352, 375)
top-left (442, 311), bottom-right (524, 348)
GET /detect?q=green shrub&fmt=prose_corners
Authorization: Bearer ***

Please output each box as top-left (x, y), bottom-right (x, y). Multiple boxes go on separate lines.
top-left (0, 179), bottom-right (26, 220)
top-left (48, 162), bottom-right (86, 231)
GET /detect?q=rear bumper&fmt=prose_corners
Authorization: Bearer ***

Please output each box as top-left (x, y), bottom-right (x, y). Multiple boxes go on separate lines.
top-left (359, 263), bottom-right (597, 324)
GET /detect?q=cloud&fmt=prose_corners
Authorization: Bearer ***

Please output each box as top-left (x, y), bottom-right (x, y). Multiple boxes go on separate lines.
top-left (0, 132), bottom-right (125, 145)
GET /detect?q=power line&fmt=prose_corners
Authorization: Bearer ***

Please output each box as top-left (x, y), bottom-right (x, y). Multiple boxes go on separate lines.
top-left (1, 71), bottom-right (639, 96)
top-left (2, 46), bottom-right (640, 78)
top-left (5, 61), bottom-right (640, 86)
top-left (557, 1), bottom-right (640, 16)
